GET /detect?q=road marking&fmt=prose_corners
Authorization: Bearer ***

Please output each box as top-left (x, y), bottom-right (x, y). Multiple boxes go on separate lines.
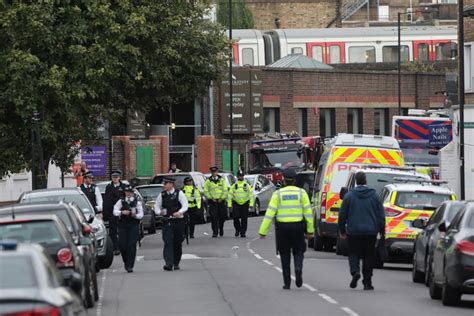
top-left (96, 269), bottom-right (107, 316)
top-left (290, 275), bottom-right (296, 281)
top-left (248, 249), bottom-right (255, 254)
top-left (274, 266), bottom-right (283, 273)
top-left (276, 255), bottom-right (280, 259)
top-left (302, 283), bottom-right (317, 292)
top-left (136, 256), bottom-right (144, 262)
top-left (319, 293), bottom-right (338, 304)
top-left (341, 307), bottom-right (359, 316)
top-left (181, 254), bottom-right (201, 260)
top-left (203, 232), bottom-right (209, 236)
top-left (254, 254), bottom-right (263, 260)
top-left (263, 260), bottom-right (274, 266)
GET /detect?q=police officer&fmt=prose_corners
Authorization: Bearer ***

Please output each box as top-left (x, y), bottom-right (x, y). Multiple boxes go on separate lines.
top-left (113, 185), bottom-right (143, 273)
top-left (183, 177), bottom-right (201, 239)
top-left (154, 178), bottom-right (189, 271)
top-left (228, 171), bottom-right (254, 238)
top-left (204, 167), bottom-right (228, 238)
top-left (103, 170), bottom-right (127, 255)
top-left (80, 171), bottom-right (103, 216)
top-left (259, 168), bottom-right (313, 290)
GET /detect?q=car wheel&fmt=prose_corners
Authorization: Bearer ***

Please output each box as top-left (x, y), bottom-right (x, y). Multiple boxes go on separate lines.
top-left (148, 216), bottom-right (157, 234)
top-left (99, 236), bottom-right (114, 269)
top-left (84, 269), bottom-right (95, 308)
top-left (92, 260), bottom-right (99, 301)
top-left (254, 200), bottom-right (260, 216)
top-left (424, 256), bottom-right (432, 287)
top-left (335, 234), bottom-right (348, 256)
top-left (412, 251), bottom-right (425, 283)
top-left (322, 238), bottom-right (333, 252)
top-left (442, 277), bottom-right (461, 306)
top-left (313, 235), bottom-right (324, 251)
top-left (429, 268), bottom-right (442, 300)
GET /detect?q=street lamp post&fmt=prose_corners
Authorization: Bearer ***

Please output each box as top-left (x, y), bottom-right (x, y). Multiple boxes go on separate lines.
top-left (229, 0), bottom-right (234, 174)
top-left (458, 0), bottom-right (466, 200)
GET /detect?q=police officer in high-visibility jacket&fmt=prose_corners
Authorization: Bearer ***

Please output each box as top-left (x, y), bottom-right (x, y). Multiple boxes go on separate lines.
top-left (228, 171), bottom-right (254, 238)
top-left (259, 168), bottom-right (314, 290)
top-left (204, 167), bottom-right (228, 237)
top-left (183, 177), bottom-right (201, 239)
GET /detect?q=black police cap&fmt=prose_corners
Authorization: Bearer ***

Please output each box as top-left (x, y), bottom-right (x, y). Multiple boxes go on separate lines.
top-left (282, 168), bottom-right (297, 180)
top-left (184, 177), bottom-right (193, 183)
top-left (209, 166), bottom-right (219, 172)
top-left (163, 177), bottom-right (176, 184)
top-left (111, 170), bottom-right (122, 177)
top-left (124, 185), bottom-right (134, 192)
top-left (83, 171), bottom-right (93, 178)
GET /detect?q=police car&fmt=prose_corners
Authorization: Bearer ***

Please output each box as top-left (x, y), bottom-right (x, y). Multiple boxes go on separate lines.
top-left (377, 179), bottom-right (456, 268)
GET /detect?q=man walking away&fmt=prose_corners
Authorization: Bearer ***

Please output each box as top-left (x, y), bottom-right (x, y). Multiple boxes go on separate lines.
top-left (338, 172), bottom-right (385, 290)
top-left (183, 177), bottom-right (201, 239)
top-left (103, 170), bottom-right (127, 255)
top-left (80, 171), bottom-right (103, 217)
top-left (259, 169), bottom-right (313, 290)
top-left (204, 167), bottom-right (228, 238)
top-left (228, 171), bottom-right (254, 238)
top-left (154, 178), bottom-right (189, 271)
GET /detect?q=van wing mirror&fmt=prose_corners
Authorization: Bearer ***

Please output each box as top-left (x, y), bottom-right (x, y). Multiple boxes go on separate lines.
top-left (438, 221), bottom-right (447, 233)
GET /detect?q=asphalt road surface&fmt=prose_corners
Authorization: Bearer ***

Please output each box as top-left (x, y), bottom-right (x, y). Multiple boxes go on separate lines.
top-left (91, 217), bottom-right (474, 316)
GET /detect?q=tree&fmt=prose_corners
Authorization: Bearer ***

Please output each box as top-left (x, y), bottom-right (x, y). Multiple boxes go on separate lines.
top-left (217, 0), bottom-right (255, 29)
top-left (0, 0), bottom-right (229, 186)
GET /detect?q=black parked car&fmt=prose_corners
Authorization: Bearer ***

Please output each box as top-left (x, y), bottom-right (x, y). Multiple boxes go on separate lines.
top-left (0, 242), bottom-right (84, 315)
top-left (0, 214), bottom-right (91, 308)
top-left (412, 200), bottom-right (467, 285)
top-left (0, 202), bottom-right (99, 306)
top-left (428, 202), bottom-right (474, 306)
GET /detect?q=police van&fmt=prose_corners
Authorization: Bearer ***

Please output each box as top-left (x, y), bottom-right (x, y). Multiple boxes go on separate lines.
top-left (311, 134), bottom-right (405, 251)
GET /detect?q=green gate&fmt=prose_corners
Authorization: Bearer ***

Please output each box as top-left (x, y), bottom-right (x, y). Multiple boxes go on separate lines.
top-left (136, 146), bottom-right (153, 177)
top-left (222, 150), bottom-right (238, 174)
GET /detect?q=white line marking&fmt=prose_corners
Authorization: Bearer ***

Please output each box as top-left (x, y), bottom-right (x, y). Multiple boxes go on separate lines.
top-left (96, 270), bottom-right (107, 316)
top-left (290, 275), bottom-right (296, 281)
top-left (181, 254), bottom-right (201, 260)
top-left (203, 232), bottom-right (209, 235)
top-left (136, 256), bottom-right (144, 262)
top-left (248, 249), bottom-right (255, 254)
top-left (303, 283), bottom-right (318, 292)
top-left (274, 266), bottom-right (283, 273)
top-left (276, 255), bottom-right (280, 259)
top-left (341, 307), bottom-right (359, 316)
top-left (263, 260), bottom-right (274, 266)
top-left (254, 254), bottom-right (263, 260)
top-left (319, 293), bottom-right (338, 304)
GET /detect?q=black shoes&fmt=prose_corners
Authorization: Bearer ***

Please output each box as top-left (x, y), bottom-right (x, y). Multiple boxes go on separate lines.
top-left (163, 265), bottom-right (173, 271)
top-left (174, 265), bottom-right (180, 270)
top-left (295, 271), bottom-right (303, 288)
top-left (219, 231), bottom-right (224, 237)
top-left (190, 235), bottom-right (194, 239)
top-left (363, 280), bottom-right (374, 291)
top-left (282, 284), bottom-right (290, 290)
top-left (235, 231), bottom-right (240, 237)
top-left (127, 268), bottom-right (133, 273)
top-left (350, 273), bottom-right (361, 289)
top-left (114, 250), bottom-right (121, 256)
top-left (240, 234), bottom-right (246, 238)
top-left (212, 234), bottom-right (218, 238)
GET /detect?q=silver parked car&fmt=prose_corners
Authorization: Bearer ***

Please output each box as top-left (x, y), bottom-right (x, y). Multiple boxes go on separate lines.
top-left (244, 174), bottom-right (276, 216)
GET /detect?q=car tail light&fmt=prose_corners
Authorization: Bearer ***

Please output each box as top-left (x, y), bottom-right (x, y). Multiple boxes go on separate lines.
top-left (5, 306), bottom-right (60, 316)
top-left (456, 240), bottom-right (474, 257)
top-left (385, 207), bottom-right (402, 217)
top-left (56, 248), bottom-right (74, 268)
top-left (83, 224), bottom-right (92, 235)
top-left (320, 192), bottom-right (327, 220)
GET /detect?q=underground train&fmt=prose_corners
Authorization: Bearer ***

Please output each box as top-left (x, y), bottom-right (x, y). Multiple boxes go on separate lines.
top-left (231, 26), bottom-right (457, 66)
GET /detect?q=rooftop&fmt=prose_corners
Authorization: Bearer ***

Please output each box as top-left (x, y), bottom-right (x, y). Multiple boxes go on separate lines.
top-left (268, 54), bottom-right (333, 70)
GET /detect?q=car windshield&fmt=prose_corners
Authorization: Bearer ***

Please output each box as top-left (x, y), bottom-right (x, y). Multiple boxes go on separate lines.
top-left (136, 187), bottom-right (164, 200)
top-left (394, 192), bottom-right (451, 210)
top-left (0, 256), bottom-right (37, 289)
top-left (399, 142), bottom-right (439, 166)
top-left (153, 175), bottom-right (189, 189)
top-left (365, 173), bottom-right (428, 194)
top-left (22, 192), bottom-right (94, 217)
top-left (245, 176), bottom-right (257, 186)
top-left (254, 150), bottom-right (304, 169)
top-left (447, 204), bottom-right (466, 222)
top-left (0, 221), bottom-right (65, 245)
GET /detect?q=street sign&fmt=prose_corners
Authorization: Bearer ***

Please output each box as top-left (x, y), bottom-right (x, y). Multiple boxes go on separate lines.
top-left (465, 122), bottom-right (474, 129)
top-left (428, 124), bottom-right (452, 147)
top-left (250, 70), bottom-right (263, 133)
top-left (127, 110), bottom-right (146, 139)
top-left (81, 146), bottom-right (107, 177)
top-left (221, 68), bottom-right (251, 134)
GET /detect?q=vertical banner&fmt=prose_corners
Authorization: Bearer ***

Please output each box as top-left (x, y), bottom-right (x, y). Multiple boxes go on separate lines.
top-left (81, 146), bottom-right (107, 177)
top-left (250, 69), bottom-right (263, 133)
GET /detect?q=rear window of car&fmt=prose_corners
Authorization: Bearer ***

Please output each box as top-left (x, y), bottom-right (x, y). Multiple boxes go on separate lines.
top-left (0, 256), bottom-right (37, 288)
top-left (0, 221), bottom-right (65, 246)
top-left (447, 204), bottom-right (465, 222)
top-left (394, 192), bottom-right (452, 210)
top-left (22, 192), bottom-right (94, 217)
top-left (136, 187), bottom-right (164, 200)
top-left (152, 175), bottom-right (189, 189)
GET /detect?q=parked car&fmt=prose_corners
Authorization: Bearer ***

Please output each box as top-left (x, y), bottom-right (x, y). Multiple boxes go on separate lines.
top-left (428, 202), bottom-right (474, 306)
top-left (0, 241), bottom-right (84, 315)
top-left (134, 184), bottom-right (164, 228)
top-left (0, 202), bottom-right (99, 303)
top-left (412, 200), bottom-right (467, 285)
top-left (19, 188), bottom-right (114, 269)
top-left (244, 174), bottom-right (275, 216)
top-left (0, 214), bottom-right (91, 307)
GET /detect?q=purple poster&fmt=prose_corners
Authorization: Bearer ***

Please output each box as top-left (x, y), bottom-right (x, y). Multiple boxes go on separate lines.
top-left (81, 146), bottom-right (107, 177)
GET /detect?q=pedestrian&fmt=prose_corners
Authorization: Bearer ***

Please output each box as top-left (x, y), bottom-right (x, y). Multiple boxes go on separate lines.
top-left (204, 166), bottom-right (228, 238)
top-left (74, 161), bottom-right (88, 186)
top-left (154, 178), bottom-right (189, 271)
top-left (228, 171), bottom-right (254, 238)
top-left (103, 170), bottom-right (127, 255)
top-left (183, 177), bottom-right (201, 239)
top-left (259, 168), bottom-right (313, 290)
top-left (80, 171), bottom-right (103, 216)
top-left (338, 171), bottom-right (385, 291)
top-left (168, 162), bottom-right (182, 173)
top-left (113, 185), bottom-right (143, 273)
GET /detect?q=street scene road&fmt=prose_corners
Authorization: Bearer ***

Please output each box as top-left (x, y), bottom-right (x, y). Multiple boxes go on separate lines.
top-left (92, 218), bottom-right (474, 316)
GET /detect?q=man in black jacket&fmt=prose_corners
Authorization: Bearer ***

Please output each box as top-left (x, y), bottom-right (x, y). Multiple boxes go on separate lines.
top-left (103, 170), bottom-right (127, 255)
top-left (338, 172), bottom-right (385, 291)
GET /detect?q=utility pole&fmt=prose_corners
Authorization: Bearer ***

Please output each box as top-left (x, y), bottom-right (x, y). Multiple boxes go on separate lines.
top-left (229, 0), bottom-right (234, 174)
top-left (458, 0), bottom-right (466, 200)
top-left (398, 12), bottom-right (402, 115)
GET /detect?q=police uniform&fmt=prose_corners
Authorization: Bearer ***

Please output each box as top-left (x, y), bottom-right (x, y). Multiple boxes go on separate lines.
top-left (183, 180), bottom-right (201, 239)
top-left (154, 179), bottom-right (189, 271)
top-left (103, 170), bottom-right (127, 253)
top-left (79, 171), bottom-right (103, 214)
top-left (204, 167), bottom-right (228, 237)
top-left (259, 169), bottom-right (314, 289)
top-left (113, 187), bottom-right (144, 272)
top-left (228, 173), bottom-right (254, 237)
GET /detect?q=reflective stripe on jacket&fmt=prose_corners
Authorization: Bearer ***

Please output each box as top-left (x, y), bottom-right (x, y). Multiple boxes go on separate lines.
top-left (204, 176), bottom-right (228, 201)
top-left (227, 180), bottom-right (254, 207)
top-left (259, 185), bottom-right (314, 236)
top-left (183, 185), bottom-right (201, 209)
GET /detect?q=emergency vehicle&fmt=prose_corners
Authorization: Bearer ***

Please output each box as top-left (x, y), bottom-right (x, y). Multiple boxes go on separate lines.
top-left (377, 179), bottom-right (456, 268)
top-left (311, 134), bottom-right (405, 252)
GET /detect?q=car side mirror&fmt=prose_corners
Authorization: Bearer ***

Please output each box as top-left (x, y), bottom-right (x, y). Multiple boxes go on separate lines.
top-left (339, 187), bottom-right (348, 200)
top-left (79, 236), bottom-right (92, 246)
top-left (256, 184), bottom-right (262, 191)
top-left (412, 219), bottom-right (427, 229)
top-left (87, 215), bottom-right (95, 224)
top-left (438, 221), bottom-right (447, 233)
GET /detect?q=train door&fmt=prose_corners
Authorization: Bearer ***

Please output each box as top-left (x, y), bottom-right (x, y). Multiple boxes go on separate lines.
top-left (232, 43), bottom-right (239, 65)
top-left (414, 40), bottom-right (455, 62)
top-left (307, 42), bottom-right (345, 64)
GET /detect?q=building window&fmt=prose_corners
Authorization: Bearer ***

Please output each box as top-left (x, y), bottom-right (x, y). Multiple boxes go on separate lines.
top-left (264, 108), bottom-right (280, 133)
top-left (465, 43), bottom-right (473, 92)
top-left (298, 109), bottom-right (308, 136)
top-left (329, 45), bottom-right (341, 64)
top-left (348, 46), bottom-right (376, 63)
top-left (291, 47), bottom-right (303, 55)
top-left (319, 108), bottom-right (335, 137)
top-left (312, 46), bottom-right (324, 63)
top-left (374, 108), bottom-right (390, 136)
top-left (242, 48), bottom-right (254, 66)
top-left (347, 108), bottom-right (363, 134)
top-left (418, 44), bottom-right (429, 62)
top-left (383, 46), bottom-right (409, 62)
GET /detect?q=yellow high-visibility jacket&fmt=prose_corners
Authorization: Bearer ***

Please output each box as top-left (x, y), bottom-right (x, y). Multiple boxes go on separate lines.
top-left (227, 180), bottom-right (254, 208)
top-left (183, 185), bottom-right (201, 209)
top-left (204, 176), bottom-right (228, 201)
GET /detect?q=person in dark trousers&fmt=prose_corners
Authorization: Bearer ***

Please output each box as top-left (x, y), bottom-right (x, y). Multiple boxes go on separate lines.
top-left (338, 172), bottom-right (385, 290)
top-left (103, 170), bottom-right (127, 255)
top-left (113, 185), bottom-right (143, 273)
top-left (228, 171), bottom-right (254, 238)
top-left (154, 178), bottom-right (189, 271)
top-left (80, 171), bottom-right (103, 217)
top-left (183, 177), bottom-right (201, 239)
top-left (204, 167), bottom-right (228, 237)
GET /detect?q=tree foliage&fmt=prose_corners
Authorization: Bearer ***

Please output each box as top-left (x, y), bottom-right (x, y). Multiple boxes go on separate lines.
top-left (0, 0), bottom-right (229, 179)
top-left (217, 0), bottom-right (255, 29)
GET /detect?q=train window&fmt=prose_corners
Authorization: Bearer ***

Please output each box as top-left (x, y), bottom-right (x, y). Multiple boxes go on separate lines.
top-left (291, 47), bottom-right (303, 55)
top-left (311, 46), bottom-right (324, 63)
top-left (382, 46), bottom-right (409, 62)
top-left (348, 46), bottom-right (375, 63)
top-left (417, 44), bottom-right (429, 62)
top-left (242, 48), bottom-right (255, 66)
top-left (329, 46), bottom-right (341, 64)
top-left (435, 43), bottom-right (452, 61)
